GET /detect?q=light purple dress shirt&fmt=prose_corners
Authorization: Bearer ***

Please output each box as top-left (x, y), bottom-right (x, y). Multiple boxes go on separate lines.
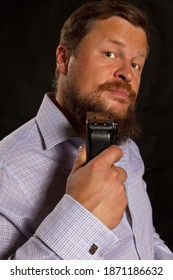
top-left (0, 93), bottom-right (172, 259)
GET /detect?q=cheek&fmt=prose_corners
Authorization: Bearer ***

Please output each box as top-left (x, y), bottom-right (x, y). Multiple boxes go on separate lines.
top-left (74, 63), bottom-right (97, 92)
top-left (132, 75), bottom-right (141, 94)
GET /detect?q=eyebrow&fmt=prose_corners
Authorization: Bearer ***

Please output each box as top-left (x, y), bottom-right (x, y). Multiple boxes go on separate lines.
top-left (106, 38), bottom-right (148, 59)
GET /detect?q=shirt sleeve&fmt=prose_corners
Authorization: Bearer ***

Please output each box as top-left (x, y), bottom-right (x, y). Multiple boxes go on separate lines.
top-left (153, 228), bottom-right (173, 260)
top-left (0, 165), bottom-right (120, 260)
top-left (13, 194), bottom-right (120, 259)
top-left (128, 140), bottom-right (173, 260)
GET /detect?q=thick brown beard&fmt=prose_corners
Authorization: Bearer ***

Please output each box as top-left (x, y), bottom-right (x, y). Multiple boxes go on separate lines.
top-left (62, 79), bottom-right (141, 144)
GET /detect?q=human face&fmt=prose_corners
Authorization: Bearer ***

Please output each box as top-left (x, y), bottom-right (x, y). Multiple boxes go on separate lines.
top-left (57, 16), bottom-right (148, 139)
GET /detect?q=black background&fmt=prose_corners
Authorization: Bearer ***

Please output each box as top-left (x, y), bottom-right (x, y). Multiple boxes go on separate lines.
top-left (0, 0), bottom-right (173, 252)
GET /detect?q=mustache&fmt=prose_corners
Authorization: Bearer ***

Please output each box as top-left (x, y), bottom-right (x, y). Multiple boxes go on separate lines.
top-left (96, 81), bottom-right (136, 97)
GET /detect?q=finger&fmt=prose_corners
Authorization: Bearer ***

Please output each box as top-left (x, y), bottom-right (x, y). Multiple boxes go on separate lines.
top-left (112, 165), bottom-right (127, 182)
top-left (91, 145), bottom-right (123, 167)
top-left (71, 146), bottom-right (87, 173)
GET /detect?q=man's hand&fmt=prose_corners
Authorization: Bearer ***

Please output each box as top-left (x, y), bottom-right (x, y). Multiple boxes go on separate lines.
top-left (66, 145), bottom-right (127, 229)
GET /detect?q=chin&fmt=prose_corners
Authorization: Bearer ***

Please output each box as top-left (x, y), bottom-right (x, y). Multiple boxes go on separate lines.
top-left (107, 105), bottom-right (129, 120)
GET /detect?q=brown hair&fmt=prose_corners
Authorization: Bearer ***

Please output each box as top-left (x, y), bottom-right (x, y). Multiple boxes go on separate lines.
top-left (60, 0), bottom-right (149, 55)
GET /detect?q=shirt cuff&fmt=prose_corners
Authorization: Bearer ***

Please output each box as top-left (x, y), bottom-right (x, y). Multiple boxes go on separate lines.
top-left (35, 194), bottom-right (120, 259)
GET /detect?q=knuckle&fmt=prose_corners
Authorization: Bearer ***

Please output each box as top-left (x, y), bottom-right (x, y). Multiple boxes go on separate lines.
top-left (90, 158), bottom-right (102, 170)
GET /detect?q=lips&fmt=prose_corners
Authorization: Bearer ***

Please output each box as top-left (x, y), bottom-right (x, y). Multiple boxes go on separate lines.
top-left (109, 88), bottom-right (130, 100)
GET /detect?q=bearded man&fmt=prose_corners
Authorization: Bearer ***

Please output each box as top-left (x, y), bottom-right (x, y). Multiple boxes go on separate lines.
top-left (0, 0), bottom-right (172, 260)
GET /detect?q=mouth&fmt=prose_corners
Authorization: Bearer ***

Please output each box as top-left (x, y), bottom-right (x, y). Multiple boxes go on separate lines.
top-left (108, 88), bottom-right (130, 101)
top-left (96, 81), bottom-right (135, 105)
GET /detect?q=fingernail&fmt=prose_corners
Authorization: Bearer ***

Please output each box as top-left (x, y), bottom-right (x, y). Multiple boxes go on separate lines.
top-left (78, 146), bottom-right (83, 154)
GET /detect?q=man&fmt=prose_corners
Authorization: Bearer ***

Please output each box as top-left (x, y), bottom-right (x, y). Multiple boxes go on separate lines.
top-left (0, 0), bottom-right (172, 259)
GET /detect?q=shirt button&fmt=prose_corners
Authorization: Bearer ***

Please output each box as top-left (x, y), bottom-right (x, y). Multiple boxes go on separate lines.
top-left (89, 244), bottom-right (98, 255)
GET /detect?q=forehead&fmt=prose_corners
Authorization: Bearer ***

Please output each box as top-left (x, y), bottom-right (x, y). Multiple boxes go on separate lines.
top-left (80, 16), bottom-right (148, 56)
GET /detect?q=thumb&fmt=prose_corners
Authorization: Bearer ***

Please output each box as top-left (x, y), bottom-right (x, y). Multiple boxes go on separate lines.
top-left (71, 146), bottom-right (87, 173)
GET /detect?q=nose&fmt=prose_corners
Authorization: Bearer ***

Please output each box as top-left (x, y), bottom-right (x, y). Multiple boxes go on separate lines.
top-left (113, 63), bottom-right (133, 83)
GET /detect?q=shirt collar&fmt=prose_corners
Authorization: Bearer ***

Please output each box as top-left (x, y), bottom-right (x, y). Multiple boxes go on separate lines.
top-left (36, 93), bottom-right (82, 149)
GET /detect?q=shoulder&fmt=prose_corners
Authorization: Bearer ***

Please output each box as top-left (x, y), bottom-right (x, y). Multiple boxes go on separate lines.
top-left (128, 138), bottom-right (142, 158)
top-left (124, 138), bottom-right (143, 159)
top-left (121, 138), bottom-right (144, 174)
top-left (0, 119), bottom-right (39, 170)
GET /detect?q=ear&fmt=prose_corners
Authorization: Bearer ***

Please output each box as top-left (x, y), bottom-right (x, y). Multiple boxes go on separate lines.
top-left (56, 45), bottom-right (69, 75)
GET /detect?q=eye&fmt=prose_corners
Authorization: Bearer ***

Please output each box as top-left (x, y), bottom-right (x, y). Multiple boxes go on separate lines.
top-left (104, 51), bottom-right (116, 59)
top-left (131, 62), bottom-right (140, 70)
